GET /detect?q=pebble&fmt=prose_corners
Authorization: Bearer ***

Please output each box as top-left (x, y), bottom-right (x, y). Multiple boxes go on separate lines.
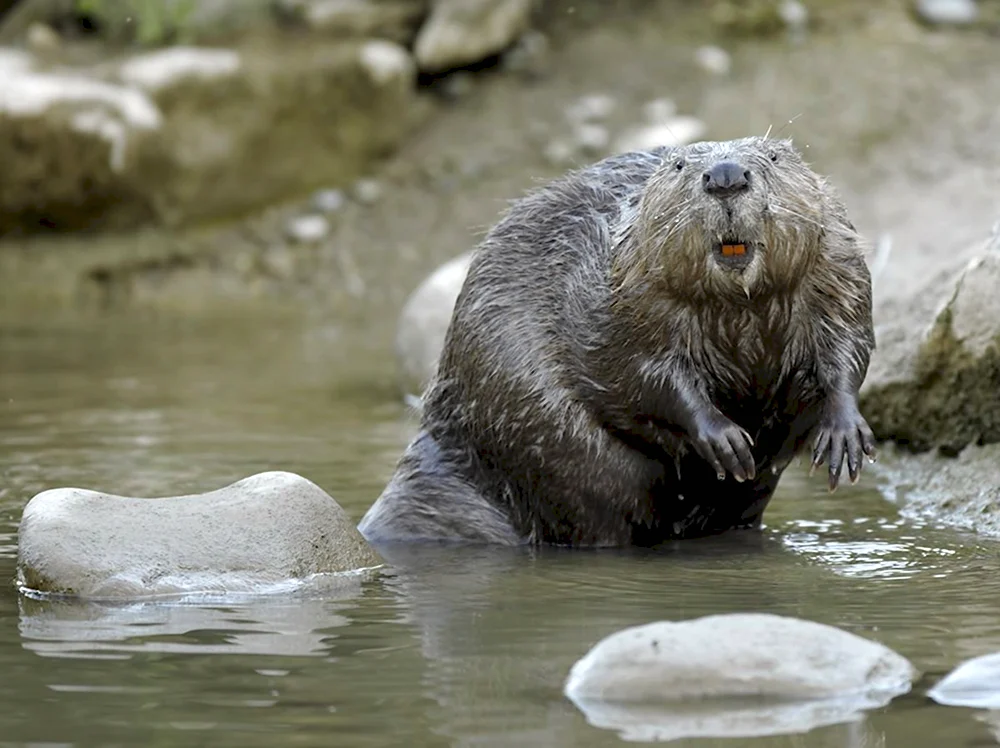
top-left (543, 138), bottom-right (578, 167)
top-left (502, 29), bottom-right (551, 80)
top-left (613, 116), bottom-right (707, 154)
top-left (566, 93), bottom-right (617, 124)
top-left (914, 0), bottom-right (979, 25)
top-left (439, 71), bottom-right (476, 100)
top-left (311, 188), bottom-right (346, 214)
top-left (695, 45), bottom-right (731, 76)
top-left (285, 214), bottom-right (330, 244)
top-left (642, 97), bottom-right (677, 125)
top-left (779, 0), bottom-right (810, 34)
top-left (573, 123), bottom-right (610, 155)
top-left (25, 22), bottom-right (60, 57)
top-left (352, 178), bottom-right (383, 205)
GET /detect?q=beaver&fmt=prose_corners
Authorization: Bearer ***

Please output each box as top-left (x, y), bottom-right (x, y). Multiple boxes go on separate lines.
top-left (360, 136), bottom-right (876, 547)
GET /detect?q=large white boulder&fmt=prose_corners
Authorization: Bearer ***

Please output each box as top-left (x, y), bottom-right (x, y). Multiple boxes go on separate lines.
top-left (564, 613), bottom-right (917, 741)
top-left (17, 471), bottom-right (383, 600)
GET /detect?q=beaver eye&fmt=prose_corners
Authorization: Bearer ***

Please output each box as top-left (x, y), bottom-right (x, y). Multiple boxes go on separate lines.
top-left (769, 151), bottom-right (779, 163)
top-left (674, 159), bottom-right (685, 171)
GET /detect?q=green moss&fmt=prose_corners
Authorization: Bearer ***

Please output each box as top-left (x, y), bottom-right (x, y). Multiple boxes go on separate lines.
top-left (75, 0), bottom-right (198, 46)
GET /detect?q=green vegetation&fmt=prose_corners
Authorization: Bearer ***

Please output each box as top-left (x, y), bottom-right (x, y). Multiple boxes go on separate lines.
top-left (74, 0), bottom-right (198, 45)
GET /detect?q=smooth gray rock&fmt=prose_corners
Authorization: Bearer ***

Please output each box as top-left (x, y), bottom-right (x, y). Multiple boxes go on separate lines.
top-left (396, 251), bottom-right (472, 395)
top-left (929, 652), bottom-right (1000, 709)
top-left (565, 613), bottom-right (917, 702)
top-left (564, 614), bottom-right (916, 740)
top-left (861, 225), bottom-right (1000, 453)
top-left (17, 471), bottom-right (383, 600)
top-left (414, 0), bottom-right (535, 74)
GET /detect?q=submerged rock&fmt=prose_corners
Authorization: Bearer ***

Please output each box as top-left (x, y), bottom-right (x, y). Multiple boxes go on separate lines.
top-left (874, 442), bottom-right (1000, 538)
top-left (396, 251), bottom-right (472, 395)
top-left (17, 471), bottom-right (383, 599)
top-left (565, 613), bottom-right (917, 741)
top-left (929, 652), bottom-right (1000, 709)
top-left (861, 225), bottom-right (1000, 454)
top-left (414, 0), bottom-right (535, 74)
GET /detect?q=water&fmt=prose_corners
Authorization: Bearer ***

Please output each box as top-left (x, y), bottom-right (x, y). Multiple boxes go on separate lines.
top-left (2, 310), bottom-right (1000, 746)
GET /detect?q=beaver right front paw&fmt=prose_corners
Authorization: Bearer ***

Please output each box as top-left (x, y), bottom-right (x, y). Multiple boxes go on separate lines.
top-left (690, 414), bottom-right (756, 483)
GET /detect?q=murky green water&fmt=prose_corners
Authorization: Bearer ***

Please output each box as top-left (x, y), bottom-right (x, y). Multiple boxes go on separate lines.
top-left (2, 310), bottom-right (1000, 747)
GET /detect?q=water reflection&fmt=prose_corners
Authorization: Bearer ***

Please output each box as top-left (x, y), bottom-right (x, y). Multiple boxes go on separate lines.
top-left (19, 579), bottom-right (367, 659)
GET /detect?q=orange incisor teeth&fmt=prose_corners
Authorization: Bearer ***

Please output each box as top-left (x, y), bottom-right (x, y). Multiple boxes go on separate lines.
top-left (722, 244), bottom-right (747, 256)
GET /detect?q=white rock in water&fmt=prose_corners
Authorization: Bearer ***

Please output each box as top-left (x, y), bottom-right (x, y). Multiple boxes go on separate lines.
top-left (286, 213), bottom-right (331, 244)
top-left (564, 614), bottom-right (916, 741)
top-left (414, 0), bottom-right (534, 74)
top-left (118, 47), bottom-right (242, 92)
top-left (613, 116), bottom-right (707, 154)
top-left (396, 252), bottom-right (473, 395)
top-left (17, 471), bottom-right (383, 600)
top-left (928, 652), bottom-right (1000, 709)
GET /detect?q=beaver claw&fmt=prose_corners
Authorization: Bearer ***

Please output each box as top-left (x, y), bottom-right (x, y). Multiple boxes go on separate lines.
top-left (691, 414), bottom-right (756, 483)
top-left (810, 406), bottom-right (876, 492)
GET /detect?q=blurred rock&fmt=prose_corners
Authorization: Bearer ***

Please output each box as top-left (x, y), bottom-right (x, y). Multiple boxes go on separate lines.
top-left (613, 116), bottom-right (707, 154)
top-left (642, 97), bottom-right (677, 124)
top-left (565, 93), bottom-right (617, 124)
top-left (500, 28), bottom-right (550, 80)
top-left (17, 471), bottom-right (384, 599)
top-left (285, 214), bottom-right (330, 243)
top-left (913, 0), bottom-right (979, 26)
top-left (278, 0), bottom-right (427, 42)
top-left (929, 652), bottom-right (1000, 709)
top-left (564, 614), bottom-right (915, 742)
top-left (353, 177), bottom-right (384, 204)
top-left (860, 224), bottom-right (1000, 453)
top-left (397, 251), bottom-right (472, 395)
top-left (695, 45), bottom-right (731, 75)
top-left (0, 37), bottom-right (421, 236)
top-left (573, 123), bottom-right (610, 155)
top-left (414, 0), bottom-right (535, 74)
top-left (311, 187), bottom-right (346, 213)
top-left (0, 55), bottom-right (164, 234)
top-left (24, 21), bottom-right (59, 56)
top-left (710, 0), bottom-right (811, 37)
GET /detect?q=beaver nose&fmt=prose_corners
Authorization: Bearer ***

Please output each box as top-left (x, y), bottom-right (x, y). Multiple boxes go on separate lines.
top-left (702, 161), bottom-right (751, 198)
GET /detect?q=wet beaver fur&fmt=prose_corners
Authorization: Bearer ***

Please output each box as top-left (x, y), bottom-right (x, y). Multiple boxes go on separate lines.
top-left (360, 137), bottom-right (876, 547)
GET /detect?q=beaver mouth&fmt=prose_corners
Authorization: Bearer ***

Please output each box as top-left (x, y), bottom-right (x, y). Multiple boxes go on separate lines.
top-left (713, 239), bottom-right (755, 271)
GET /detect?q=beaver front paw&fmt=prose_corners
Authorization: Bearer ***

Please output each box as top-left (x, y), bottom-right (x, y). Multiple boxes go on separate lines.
top-left (810, 403), bottom-right (876, 492)
top-left (691, 413), bottom-right (756, 483)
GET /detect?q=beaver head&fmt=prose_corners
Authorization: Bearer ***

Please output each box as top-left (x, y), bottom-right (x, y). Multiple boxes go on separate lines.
top-left (614, 137), bottom-right (845, 301)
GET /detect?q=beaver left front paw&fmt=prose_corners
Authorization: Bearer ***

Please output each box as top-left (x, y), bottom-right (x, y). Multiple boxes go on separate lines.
top-left (810, 401), bottom-right (876, 492)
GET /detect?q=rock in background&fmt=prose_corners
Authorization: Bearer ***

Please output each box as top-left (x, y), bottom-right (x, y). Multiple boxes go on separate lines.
top-left (0, 0), bottom-right (547, 237)
top-left (861, 222), bottom-right (1000, 454)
